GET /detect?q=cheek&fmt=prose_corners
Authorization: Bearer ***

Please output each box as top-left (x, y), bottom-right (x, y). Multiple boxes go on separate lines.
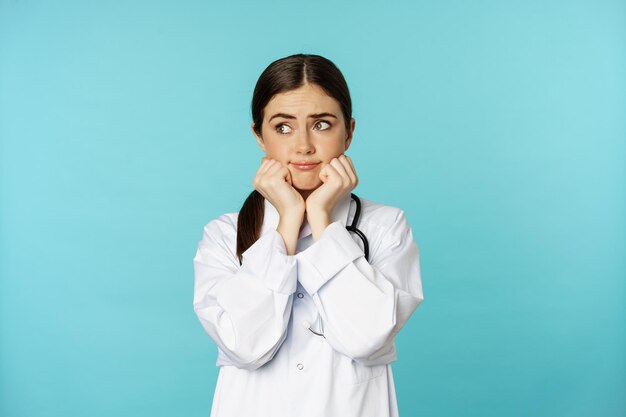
top-left (320, 141), bottom-right (346, 160)
top-left (263, 144), bottom-right (288, 160)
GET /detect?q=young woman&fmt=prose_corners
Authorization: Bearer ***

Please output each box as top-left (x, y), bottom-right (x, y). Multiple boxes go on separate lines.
top-left (193, 53), bottom-right (424, 417)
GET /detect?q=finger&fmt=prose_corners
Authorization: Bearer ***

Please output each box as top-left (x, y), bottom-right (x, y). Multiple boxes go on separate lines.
top-left (258, 158), bottom-right (274, 176)
top-left (256, 158), bottom-right (269, 174)
top-left (254, 159), bottom-right (270, 188)
top-left (318, 163), bottom-right (332, 183)
top-left (280, 165), bottom-right (293, 186)
top-left (345, 155), bottom-right (356, 173)
top-left (344, 155), bottom-right (359, 187)
top-left (260, 156), bottom-right (271, 166)
top-left (263, 159), bottom-right (280, 176)
top-left (265, 160), bottom-right (284, 178)
top-left (337, 155), bottom-right (357, 184)
top-left (329, 158), bottom-right (350, 184)
top-left (320, 163), bottom-right (339, 183)
top-left (265, 162), bottom-right (292, 189)
top-left (255, 160), bottom-right (277, 191)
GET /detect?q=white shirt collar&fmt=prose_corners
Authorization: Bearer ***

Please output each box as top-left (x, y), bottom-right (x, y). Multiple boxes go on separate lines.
top-left (260, 192), bottom-right (353, 240)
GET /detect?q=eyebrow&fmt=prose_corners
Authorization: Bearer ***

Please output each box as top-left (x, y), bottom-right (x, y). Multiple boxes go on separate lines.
top-left (268, 112), bottom-right (338, 122)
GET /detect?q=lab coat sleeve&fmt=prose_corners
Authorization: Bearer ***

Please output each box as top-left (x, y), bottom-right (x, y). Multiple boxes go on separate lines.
top-left (295, 209), bottom-right (424, 365)
top-left (193, 215), bottom-right (297, 370)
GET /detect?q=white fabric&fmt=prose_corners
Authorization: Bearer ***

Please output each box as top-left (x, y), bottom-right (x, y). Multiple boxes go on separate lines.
top-left (193, 193), bottom-right (424, 417)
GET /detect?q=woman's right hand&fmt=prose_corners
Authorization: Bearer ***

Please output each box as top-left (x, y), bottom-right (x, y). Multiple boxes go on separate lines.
top-left (253, 157), bottom-right (305, 254)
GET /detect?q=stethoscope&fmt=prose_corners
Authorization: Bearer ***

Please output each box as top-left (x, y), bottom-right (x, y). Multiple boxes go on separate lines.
top-left (302, 192), bottom-right (368, 338)
top-left (346, 193), bottom-right (369, 262)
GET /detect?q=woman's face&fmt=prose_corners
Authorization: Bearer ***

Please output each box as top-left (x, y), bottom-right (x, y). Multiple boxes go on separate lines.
top-left (252, 83), bottom-right (356, 194)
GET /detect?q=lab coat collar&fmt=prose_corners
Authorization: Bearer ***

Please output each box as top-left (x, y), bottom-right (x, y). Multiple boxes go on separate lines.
top-left (260, 192), bottom-right (353, 240)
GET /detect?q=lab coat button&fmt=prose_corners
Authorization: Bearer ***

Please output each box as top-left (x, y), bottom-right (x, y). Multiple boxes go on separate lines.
top-left (297, 292), bottom-right (304, 299)
top-left (297, 363), bottom-right (304, 370)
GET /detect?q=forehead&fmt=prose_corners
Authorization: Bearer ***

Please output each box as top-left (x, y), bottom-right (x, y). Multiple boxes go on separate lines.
top-left (264, 84), bottom-right (340, 116)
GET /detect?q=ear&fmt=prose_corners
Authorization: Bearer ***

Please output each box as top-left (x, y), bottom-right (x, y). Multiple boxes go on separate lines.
top-left (251, 122), bottom-right (266, 152)
top-left (344, 118), bottom-right (356, 151)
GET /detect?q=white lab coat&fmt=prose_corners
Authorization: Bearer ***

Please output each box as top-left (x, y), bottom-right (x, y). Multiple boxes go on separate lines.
top-left (193, 192), bottom-right (424, 417)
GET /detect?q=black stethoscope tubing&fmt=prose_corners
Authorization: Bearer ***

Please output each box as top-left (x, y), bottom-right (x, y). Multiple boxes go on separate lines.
top-left (346, 193), bottom-right (369, 262)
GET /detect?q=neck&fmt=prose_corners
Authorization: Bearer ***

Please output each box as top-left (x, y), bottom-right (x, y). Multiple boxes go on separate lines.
top-left (298, 189), bottom-right (313, 200)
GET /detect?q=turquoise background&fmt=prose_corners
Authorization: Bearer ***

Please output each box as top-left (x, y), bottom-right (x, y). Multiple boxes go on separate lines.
top-left (1, 0), bottom-right (624, 416)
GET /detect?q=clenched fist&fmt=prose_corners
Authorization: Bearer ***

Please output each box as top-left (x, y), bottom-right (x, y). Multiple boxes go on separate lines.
top-left (305, 154), bottom-right (359, 240)
top-left (252, 157), bottom-right (305, 254)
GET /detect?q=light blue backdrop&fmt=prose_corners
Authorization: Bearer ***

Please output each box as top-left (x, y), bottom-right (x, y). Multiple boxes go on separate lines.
top-left (1, 1), bottom-right (624, 416)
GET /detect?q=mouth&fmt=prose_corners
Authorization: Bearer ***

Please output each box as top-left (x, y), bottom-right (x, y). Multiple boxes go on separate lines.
top-left (290, 161), bottom-right (321, 171)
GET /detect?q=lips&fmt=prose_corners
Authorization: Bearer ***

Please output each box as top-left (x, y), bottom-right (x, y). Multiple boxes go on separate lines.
top-left (291, 161), bottom-right (320, 171)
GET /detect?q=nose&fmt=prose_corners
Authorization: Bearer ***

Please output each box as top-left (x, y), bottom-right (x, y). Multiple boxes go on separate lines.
top-left (295, 130), bottom-right (315, 154)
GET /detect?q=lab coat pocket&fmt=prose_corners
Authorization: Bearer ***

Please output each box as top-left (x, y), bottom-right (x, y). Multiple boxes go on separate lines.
top-left (333, 351), bottom-right (385, 385)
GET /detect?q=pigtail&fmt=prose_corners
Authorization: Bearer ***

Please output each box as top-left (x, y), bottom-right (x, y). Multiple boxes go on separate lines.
top-left (236, 190), bottom-right (265, 265)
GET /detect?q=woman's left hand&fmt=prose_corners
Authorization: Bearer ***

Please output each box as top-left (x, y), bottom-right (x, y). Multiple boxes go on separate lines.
top-left (305, 155), bottom-right (358, 240)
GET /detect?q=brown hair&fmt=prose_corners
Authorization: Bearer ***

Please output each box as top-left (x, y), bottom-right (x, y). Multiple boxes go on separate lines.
top-left (236, 53), bottom-right (353, 264)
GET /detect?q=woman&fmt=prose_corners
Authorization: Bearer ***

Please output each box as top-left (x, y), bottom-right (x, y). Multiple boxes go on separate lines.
top-left (193, 53), bottom-right (424, 417)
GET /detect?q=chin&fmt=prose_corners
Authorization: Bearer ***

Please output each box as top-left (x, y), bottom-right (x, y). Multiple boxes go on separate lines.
top-left (290, 169), bottom-right (322, 190)
top-left (293, 179), bottom-right (322, 191)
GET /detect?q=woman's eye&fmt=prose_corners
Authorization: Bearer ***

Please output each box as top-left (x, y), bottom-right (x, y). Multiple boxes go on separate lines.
top-left (276, 124), bottom-right (292, 134)
top-left (314, 120), bottom-right (331, 131)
